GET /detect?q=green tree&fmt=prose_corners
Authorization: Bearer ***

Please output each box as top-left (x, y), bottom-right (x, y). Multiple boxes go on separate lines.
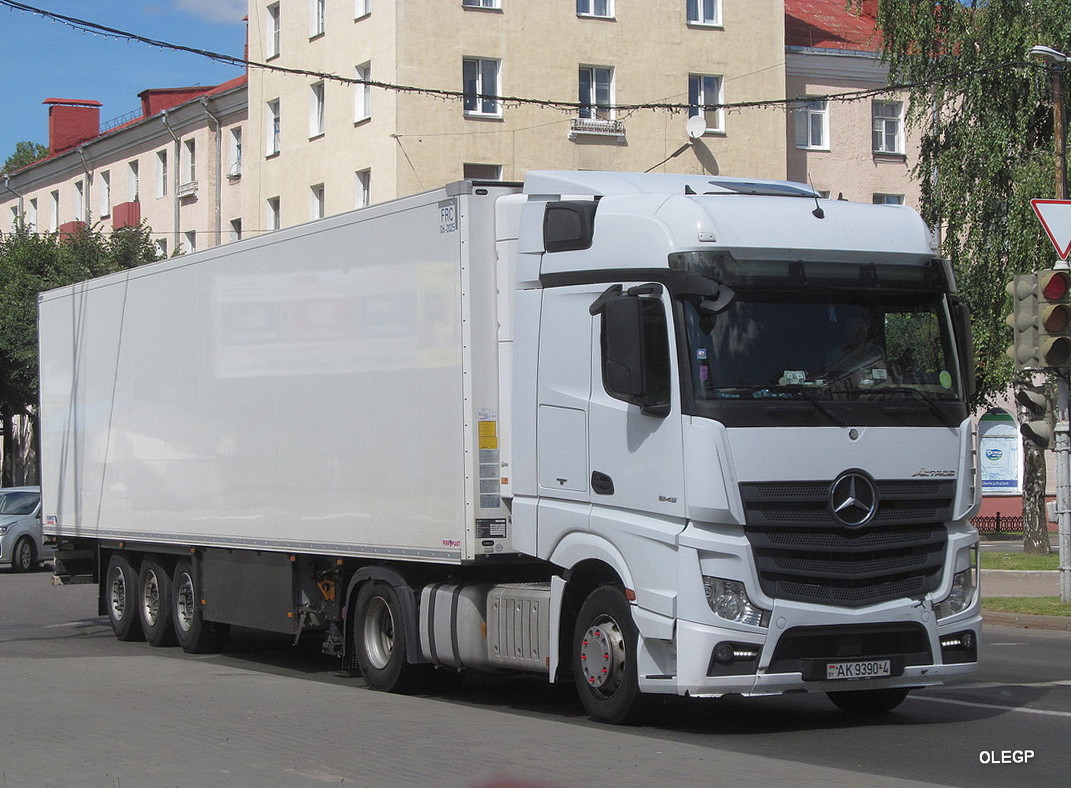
top-left (0, 221), bottom-right (161, 485)
top-left (1, 141), bottom-right (49, 175)
top-left (868, 0), bottom-right (1071, 552)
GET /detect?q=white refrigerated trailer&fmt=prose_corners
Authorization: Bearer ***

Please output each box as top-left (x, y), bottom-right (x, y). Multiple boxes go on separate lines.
top-left (39, 171), bottom-right (981, 723)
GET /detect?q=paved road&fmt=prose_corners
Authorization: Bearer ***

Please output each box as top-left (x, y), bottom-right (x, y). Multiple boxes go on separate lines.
top-left (2, 568), bottom-right (1069, 788)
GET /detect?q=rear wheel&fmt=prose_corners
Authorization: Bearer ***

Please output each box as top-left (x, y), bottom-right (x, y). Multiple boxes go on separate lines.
top-left (11, 536), bottom-right (37, 573)
top-left (171, 559), bottom-right (230, 653)
top-left (138, 558), bottom-right (177, 647)
top-left (353, 581), bottom-right (430, 693)
top-left (827, 687), bottom-right (911, 714)
top-left (105, 554), bottom-right (144, 641)
top-left (573, 585), bottom-right (648, 724)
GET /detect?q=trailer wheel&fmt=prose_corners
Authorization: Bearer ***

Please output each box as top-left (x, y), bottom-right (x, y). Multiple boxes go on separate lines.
top-left (171, 559), bottom-right (230, 653)
top-left (353, 581), bottom-right (430, 693)
top-left (573, 585), bottom-right (648, 724)
top-left (827, 687), bottom-right (911, 714)
top-left (138, 558), bottom-right (177, 647)
top-left (105, 554), bottom-right (144, 641)
top-left (11, 536), bottom-right (37, 573)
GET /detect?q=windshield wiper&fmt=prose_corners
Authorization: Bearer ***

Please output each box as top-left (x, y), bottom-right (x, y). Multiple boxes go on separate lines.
top-left (768, 385), bottom-right (848, 427)
top-left (851, 385), bottom-right (947, 418)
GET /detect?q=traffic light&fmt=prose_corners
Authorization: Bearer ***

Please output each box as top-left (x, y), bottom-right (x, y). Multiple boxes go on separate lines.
top-left (1036, 269), bottom-right (1071, 368)
top-left (1006, 273), bottom-right (1040, 370)
top-left (1016, 384), bottom-right (1056, 449)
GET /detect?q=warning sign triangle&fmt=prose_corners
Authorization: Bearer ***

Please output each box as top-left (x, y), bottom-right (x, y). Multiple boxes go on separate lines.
top-left (1031, 199), bottom-right (1071, 260)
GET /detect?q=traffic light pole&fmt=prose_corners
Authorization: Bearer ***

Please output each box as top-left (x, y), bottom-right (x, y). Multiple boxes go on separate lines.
top-left (1056, 377), bottom-right (1071, 603)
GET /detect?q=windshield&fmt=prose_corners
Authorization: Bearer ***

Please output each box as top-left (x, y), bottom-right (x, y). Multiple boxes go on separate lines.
top-left (0, 491), bottom-right (39, 516)
top-left (684, 291), bottom-right (962, 404)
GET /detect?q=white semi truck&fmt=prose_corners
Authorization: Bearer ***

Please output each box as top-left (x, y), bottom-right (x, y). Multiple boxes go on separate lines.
top-left (39, 171), bottom-right (981, 723)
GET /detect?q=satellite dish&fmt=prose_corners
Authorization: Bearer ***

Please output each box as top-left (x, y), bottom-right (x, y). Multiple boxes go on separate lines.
top-left (687, 114), bottom-right (707, 140)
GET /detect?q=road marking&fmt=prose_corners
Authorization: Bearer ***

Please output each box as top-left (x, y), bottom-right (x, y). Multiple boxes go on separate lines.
top-left (912, 695), bottom-right (1071, 718)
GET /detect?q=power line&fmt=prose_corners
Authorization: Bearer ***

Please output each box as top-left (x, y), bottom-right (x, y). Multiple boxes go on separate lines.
top-left (0, 0), bottom-right (1040, 117)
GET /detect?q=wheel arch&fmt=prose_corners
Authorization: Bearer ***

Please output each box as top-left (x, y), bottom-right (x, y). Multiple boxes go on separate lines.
top-left (342, 565), bottom-right (426, 669)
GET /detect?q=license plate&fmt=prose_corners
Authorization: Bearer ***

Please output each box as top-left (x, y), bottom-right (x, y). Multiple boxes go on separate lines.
top-left (826, 659), bottom-right (892, 680)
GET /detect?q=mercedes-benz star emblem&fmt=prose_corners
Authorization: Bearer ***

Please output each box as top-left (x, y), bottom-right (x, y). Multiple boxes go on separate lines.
top-left (829, 470), bottom-right (879, 528)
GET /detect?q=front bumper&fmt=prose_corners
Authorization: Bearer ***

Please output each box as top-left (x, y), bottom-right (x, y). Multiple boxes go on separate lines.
top-left (639, 600), bottom-right (980, 698)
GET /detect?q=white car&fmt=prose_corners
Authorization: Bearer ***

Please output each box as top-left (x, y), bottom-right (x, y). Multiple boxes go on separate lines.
top-left (0, 487), bottom-right (47, 572)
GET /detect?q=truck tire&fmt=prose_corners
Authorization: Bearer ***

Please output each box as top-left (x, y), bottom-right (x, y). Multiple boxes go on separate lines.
top-left (138, 558), bottom-right (177, 647)
top-left (573, 585), bottom-right (649, 724)
top-left (11, 536), bottom-right (37, 573)
top-left (353, 581), bottom-right (430, 693)
top-left (827, 687), bottom-right (911, 714)
top-left (171, 559), bottom-right (230, 653)
top-left (105, 554), bottom-right (144, 641)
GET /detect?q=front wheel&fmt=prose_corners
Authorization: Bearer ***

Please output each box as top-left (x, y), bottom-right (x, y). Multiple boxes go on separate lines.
top-left (172, 560), bottom-right (230, 653)
top-left (573, 585), bottom-right (648, 724)
top-left (11, 536), bottom-right (37, 573)
top-left (827, 687), bottom-right (911, 714)
top-left (352, 581), bottom-right (430, 693)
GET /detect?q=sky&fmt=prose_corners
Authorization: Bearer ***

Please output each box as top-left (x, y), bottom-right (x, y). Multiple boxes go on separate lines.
top-left (0, 1), bottom-right (247, 162)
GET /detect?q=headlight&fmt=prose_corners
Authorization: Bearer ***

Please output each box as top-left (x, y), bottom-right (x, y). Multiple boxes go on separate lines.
top-left (935, 547), bottom-right (978, 620)
top-left (702, 577), bottom-right (770, 628)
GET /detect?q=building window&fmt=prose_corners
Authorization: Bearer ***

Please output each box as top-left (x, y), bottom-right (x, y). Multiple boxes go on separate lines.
top-left (873, 101), bottom-right (904, 154)
top-left (228, 127), bottom-right (243, 178)
top-left (463, 58), bottom-right (501, 117)
top-left (873, 193), bottom-right (905, 205)
top-left (577, 0), bottom-right (612, 18)
top-left (356, 169), bottom-right (371, 208)
top-left (688, 74), bottom-right (723, 134)
top-left (355, 0), bottom-right (370, 19)
top-left (74, 180), bottom-right (85, 222)
top-left (579, 66), bottom-right (614, 120)
top-left (156, 238), bottom-right (168, 257)
top-left (267, 197), bottom-right (281, 231)
top-left (309, 0), bottom-right (325, 37)
top-left (9, 205), bottom-right (18, 232)
top-left (687, 0), bottom-right (721, 26)
top-left (128, 160), bottom-right (140, 201)
top-left (184, 230), bottom-right (197, 254)
top-left (230, 218), bottom-right (242, 243)
top-left (311, 183), bottom-right (325, 220)
top-left (99, 171), bottom-right (111, 218)
top-left (28, 198), bottom-right (38, 230)
top-left (156, 150), bottom-right (168, 196)
top-left (463, 0), bottom-right (500, 7)
top-left (182, 139), bottom-right (196, 184)
top-left (310, 82), bottom-right (326, 138)
top-left (267, 100), bottom-right (281, 155)
top-left (266, 3), bottom-right (281, 58)
top-left (794, 99), bottom-right (829, 150)
top-left (355, 63), bottom-right (372, 122)
top-left (464, 163), bottom-right (503, 180)
top-left (49, 190), bottom-right (59, 232)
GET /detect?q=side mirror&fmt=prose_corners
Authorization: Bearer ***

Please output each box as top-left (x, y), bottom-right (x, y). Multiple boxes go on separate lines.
top-left (951, 298), bottom-right (976, 401)
top-left (600, 290), bottom-right (671, 417)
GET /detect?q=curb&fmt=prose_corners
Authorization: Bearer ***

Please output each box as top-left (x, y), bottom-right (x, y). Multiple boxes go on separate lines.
top-left (981, 609), bottom-right (1071, 631)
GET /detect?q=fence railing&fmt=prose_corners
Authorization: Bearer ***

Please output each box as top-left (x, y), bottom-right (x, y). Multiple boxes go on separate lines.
top-left (970, 514), bottom-right (1024, 533)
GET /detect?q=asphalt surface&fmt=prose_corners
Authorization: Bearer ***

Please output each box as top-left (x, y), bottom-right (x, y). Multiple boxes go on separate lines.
top-left (3, 564), bottom-right (1071, 788)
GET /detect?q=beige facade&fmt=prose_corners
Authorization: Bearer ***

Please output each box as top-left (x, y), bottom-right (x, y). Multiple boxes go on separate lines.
top-left (2, 81), bottom-right (247, 256)
top-left (244, 0), bottom-right (788, 233)
top-left (786, 50), bottom-right (921, 209)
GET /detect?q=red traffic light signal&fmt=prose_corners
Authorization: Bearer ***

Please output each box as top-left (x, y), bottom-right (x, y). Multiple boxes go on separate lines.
top-left (1037, 269), bottom-right (1071, 368)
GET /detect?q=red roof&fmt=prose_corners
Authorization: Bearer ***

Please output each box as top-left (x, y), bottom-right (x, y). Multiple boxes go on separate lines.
top-left (785, 0), bottom-right (882, 52)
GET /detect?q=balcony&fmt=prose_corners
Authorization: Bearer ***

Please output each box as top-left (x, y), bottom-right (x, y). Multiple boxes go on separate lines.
top-left (177, 181), bottom-right (198, 200)
top-left (112, 201), bottom-right (141, 230)
top-left (569, 117), bottom-right (626, 143)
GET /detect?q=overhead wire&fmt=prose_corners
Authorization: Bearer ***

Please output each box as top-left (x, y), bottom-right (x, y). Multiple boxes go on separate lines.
top-left (0, 0), bottom-right (1041, 118)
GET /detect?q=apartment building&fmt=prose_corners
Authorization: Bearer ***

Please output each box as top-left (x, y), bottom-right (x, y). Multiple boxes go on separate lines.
top-left (785, 0), bottom-right (921, 208)
top-left (244, 0), bottom-right (788, 233)
top-left (1, 77), bottom-right (247, 255)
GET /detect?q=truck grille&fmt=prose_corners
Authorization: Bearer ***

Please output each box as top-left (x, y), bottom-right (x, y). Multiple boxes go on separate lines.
top-left (740, 479), bottom-right (953, 607)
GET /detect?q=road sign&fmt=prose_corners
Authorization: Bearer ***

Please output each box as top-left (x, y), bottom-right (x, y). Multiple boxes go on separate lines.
top-left (1031, 199), bottom-right (1071, 260)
